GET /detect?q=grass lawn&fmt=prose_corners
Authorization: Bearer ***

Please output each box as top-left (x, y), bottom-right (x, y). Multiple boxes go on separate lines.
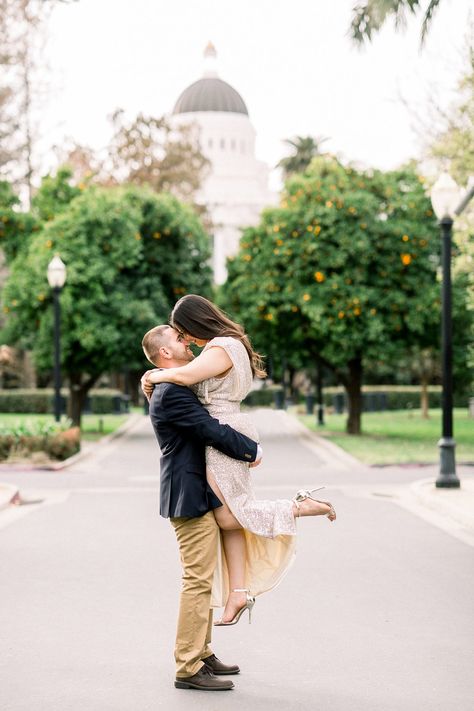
top-left (298, 408), bottom-right (474, 465)
top-left (0, 413), bottom-right (131, 442)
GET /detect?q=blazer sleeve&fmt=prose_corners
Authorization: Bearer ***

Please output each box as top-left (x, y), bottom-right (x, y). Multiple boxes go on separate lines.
top-left (160, 385), bottom-right (258, 463)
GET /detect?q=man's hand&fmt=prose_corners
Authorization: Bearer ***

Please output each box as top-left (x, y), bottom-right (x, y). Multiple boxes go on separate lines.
top-left (249, 444), bottom-right (263, 468)
top-left (141, 370), bottom-right (157, 402)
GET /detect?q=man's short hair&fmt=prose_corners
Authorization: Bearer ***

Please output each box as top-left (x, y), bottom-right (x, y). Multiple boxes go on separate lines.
top-left (142, 325), bottom-right (170, 365)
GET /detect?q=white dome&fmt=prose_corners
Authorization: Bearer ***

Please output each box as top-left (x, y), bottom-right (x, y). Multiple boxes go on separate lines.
top-left (170, 44), bottom-right (276, 283)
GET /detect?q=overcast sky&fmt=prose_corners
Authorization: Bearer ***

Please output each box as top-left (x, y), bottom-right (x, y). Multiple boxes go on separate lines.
top-left (40, 0), bottom-right (472, 186)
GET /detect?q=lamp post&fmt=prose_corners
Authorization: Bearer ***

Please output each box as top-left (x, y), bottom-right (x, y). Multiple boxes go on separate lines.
top-left (316, 360), bottom-right (325, 426)
top-left (430, 173), bottom-right (463, 488)
top-left (47, 255), bottom-right (67, 423)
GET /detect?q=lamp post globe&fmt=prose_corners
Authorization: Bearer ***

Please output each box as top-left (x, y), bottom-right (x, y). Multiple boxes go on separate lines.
top-left (430, 174), bottom-right (460, 489)
top-left (47, 255), bottom-right (67, 423)
top-left (431, 172), bottom-right (461, 221)
top-left (47, 255), bottom-right (67, 289)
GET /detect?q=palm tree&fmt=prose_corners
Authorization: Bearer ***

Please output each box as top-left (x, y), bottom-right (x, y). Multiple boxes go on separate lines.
top-left (277, 135), bottom-right (327, 179)
top-left (350, 0), bottom-right (442, 47)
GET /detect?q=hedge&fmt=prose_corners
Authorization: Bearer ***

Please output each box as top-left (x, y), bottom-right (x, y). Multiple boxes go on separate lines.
top-left (243, 385), bottom-right (471, 411)
top-left (0, 389), bottom-right (129, 414)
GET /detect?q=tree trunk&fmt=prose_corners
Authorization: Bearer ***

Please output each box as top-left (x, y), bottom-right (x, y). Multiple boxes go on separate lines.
top-left (288, 365), bottom-right (297, 402)
top-left (316, 359), bottom-right (324, 426)
top-left (420, 375), bottom-right (430, 419)
top-left (128, 370), bottom-right (142, 406)
top-left (345, 356), bottom-right (363, 435)
top-left (67, 373), bottom-right (95, 427)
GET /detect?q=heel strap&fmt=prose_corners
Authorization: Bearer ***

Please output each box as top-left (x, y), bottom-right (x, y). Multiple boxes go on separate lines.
top-left (294, 486), bottom-right (325, 504)
top-left (232, 588), bottom-right (249, 593)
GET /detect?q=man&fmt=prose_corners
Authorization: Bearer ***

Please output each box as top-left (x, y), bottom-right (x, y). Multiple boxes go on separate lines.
top-left (141, 325), bottom-right (261, 691)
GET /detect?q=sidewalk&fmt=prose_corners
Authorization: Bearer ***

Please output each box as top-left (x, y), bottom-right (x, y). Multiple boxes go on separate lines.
top-left (281, 410), bottom-right (474, 544)
top-left (0, 408), bottom-right (472, 710)
top-left (410, 476), bottom-right (474, 530)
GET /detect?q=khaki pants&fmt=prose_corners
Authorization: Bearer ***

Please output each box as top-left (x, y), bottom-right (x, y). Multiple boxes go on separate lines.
top-left (170, 511), bottom-right (218, 678)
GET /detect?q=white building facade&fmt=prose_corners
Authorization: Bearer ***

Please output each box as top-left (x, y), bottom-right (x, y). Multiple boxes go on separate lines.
top-left (170, 43), bottom-right (275, 284)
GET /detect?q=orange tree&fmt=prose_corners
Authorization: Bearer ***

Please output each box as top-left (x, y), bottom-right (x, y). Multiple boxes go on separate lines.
top-left (0, 181), bottom-right (38, 264)
top-left (1, 170), bottom-right (212, 424)
top-left (222, 156), bottom-right (443, 434)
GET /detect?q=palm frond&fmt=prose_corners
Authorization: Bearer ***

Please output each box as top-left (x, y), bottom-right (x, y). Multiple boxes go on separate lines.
top-left (420, 0), bottom-right (441, 46)
top-left (350, 0), bottom-right (442, 45)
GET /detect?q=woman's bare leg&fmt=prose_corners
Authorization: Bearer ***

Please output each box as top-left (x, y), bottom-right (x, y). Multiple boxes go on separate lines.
top-left (220, 529), bottom-right (248, 622)
top-left (207, 471), bottom-right (248, 621)
top-left (292, 496), bottom-right (336, 520)
top-left (207, 470), bottom-right (336, 622)
top-left (207, 469), bottom-right (242, 530)
top-left (292, 500), bottom-right (335, 518)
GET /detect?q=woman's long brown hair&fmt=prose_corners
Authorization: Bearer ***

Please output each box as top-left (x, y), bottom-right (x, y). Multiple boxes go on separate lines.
top-left (170, 294), bottom-right (266, 378)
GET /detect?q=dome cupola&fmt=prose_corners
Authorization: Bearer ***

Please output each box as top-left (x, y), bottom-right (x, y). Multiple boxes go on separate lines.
top-left (172, 43), bottom-right (248, 116)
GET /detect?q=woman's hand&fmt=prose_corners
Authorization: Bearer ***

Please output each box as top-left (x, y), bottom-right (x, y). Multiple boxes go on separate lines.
top-left (141, 369), bottom-right (160, 401)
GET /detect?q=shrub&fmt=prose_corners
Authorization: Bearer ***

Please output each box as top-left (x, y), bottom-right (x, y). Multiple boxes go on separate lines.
top-left (243, 387), bottom-right (281, 407)
top-left (0, 389), bottom-right (128, 414)
top-left (243, 384), bottom-right (470, 411)
top-left (0, 420), bottom-right (80, 461)
top-left (44, 427), bottom-right (81, 460)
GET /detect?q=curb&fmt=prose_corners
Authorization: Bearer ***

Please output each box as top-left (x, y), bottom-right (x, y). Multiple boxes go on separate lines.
top-left (284, 411), bottom-right (364, 469)
top-left (409, 477), bottom-right (474, 530)
top-left (0, 413), bottom-right (145, 473)
top-left (0, 483), bottom-right (21, 511)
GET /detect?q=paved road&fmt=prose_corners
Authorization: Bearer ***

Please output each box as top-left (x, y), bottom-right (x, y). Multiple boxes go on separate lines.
top-left (0, 410), bottom-right (473, 711)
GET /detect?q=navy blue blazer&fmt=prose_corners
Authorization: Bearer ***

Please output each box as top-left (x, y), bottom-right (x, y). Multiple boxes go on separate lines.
top-left (149, 382), bottom-right (258, 518)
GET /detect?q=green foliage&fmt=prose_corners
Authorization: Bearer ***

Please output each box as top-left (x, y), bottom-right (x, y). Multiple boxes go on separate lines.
top-left (299, 409), bottom-right (474, 465)
top-left (0, 168), bottom-right (80, 265)
top-left (243, 385), bottom-right (469, 410)
top-left (277, 135), bottom-right (327, 179)
top-left (0, 180), bottom-right (38, 263)
top-left (121, 186), bottom-right (212, 310)
top-left (0, 422), bottom-right (80, 462)
top-left (32, 166), bottom-right (81, 222)
top-left (3, 186), bottom-right (144, 377)
top-left (0, 417), bottom-right (71, 436)
top-left (316, 386), bottom-right (468, 410)
top-left (225, 157), bottom-right (440, 369)
top-left (0, 388), bottom-right (127, 414)
top-left (222, 157), bottom-right (456, 432)
top-left (1, 175), bottom-right (212, 401)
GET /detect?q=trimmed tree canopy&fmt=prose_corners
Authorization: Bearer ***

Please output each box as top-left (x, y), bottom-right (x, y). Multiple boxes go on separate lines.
top-left (1, 170), bottom-right (212, 422)
top-left (223, 157), bottom-right (441, 432)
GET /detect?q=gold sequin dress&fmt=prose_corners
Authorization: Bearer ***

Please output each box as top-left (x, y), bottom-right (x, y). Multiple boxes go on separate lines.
top-left (192, 336), bottom-right (297, 606)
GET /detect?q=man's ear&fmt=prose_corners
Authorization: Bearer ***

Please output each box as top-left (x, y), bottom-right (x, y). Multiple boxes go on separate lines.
top-left (159, 346), bottom-right (171, 361)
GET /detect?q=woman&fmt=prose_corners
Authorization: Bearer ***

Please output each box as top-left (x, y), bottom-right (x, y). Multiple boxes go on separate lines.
top-left (143, 295), bottom-right (336, 625)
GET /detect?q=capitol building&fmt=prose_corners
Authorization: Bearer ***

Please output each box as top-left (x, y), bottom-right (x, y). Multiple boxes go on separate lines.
top-left (170, 43), bottom-right (276, 284)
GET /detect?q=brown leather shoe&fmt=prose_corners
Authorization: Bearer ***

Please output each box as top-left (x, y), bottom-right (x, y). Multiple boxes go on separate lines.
top-left (202, 653), bottom-right (240, 675)
top-left (174, 665), bottom-right (234, 690)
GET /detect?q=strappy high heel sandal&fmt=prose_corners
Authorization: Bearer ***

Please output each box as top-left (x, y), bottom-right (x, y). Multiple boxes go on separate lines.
top-left (293, 487), bottom-right (336, 520)
top-left (214, 589), bottom-right (256, 627)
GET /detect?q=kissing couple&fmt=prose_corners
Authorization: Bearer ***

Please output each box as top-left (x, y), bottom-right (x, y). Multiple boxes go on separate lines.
top-left (142, 294), bottom-right (336, 691)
